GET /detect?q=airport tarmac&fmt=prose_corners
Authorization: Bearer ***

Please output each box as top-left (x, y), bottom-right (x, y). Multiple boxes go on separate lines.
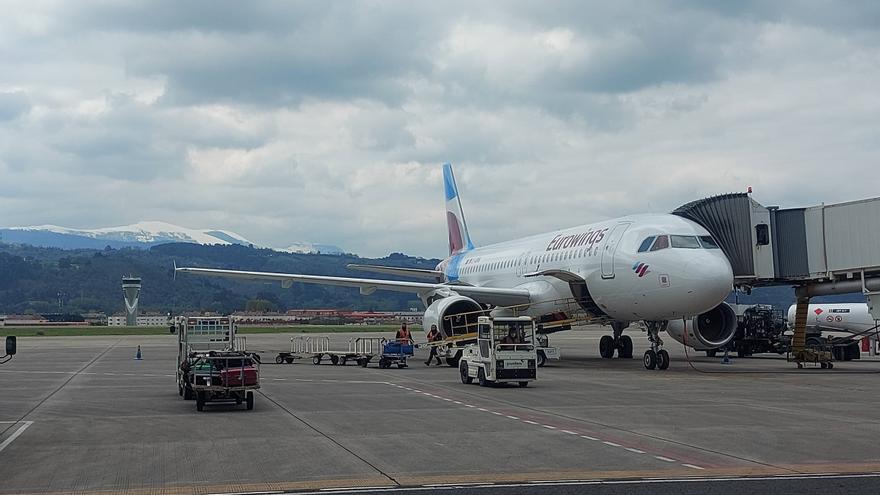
top-left (2, 328), bottom-right (880, 495)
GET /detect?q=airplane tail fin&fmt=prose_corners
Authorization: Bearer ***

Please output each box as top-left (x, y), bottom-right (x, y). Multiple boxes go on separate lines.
top-left (443, 163), bottom-right (474, 255)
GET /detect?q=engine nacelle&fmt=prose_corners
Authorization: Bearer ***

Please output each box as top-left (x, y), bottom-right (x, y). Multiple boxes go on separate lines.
top-left (665, 302), bottom-right (737, 350)
top-left (423, 295), bottom-right (484, 338)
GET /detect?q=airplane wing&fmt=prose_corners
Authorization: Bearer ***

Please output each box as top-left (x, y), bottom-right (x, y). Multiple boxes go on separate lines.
top-left (346, 263), bottom-right (445, 282)
top-left (175, 266), bottom-right (530, 307)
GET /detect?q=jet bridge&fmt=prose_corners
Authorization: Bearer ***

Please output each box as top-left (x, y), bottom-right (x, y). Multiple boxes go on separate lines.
top-left (673, 194), bottom-right (880, 366)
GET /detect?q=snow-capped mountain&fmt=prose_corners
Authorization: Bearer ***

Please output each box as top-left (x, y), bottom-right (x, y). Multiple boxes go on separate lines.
top-left (0, 221), bottom-right (345, 254)
top-left (21, 222), bottom-right (250, 245)
top-left (279, 242), bottom-right (345, 255)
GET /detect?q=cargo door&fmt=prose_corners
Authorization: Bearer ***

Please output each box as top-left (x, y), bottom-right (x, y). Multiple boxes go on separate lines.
top-left (601, 222), bottom-right (632, 279)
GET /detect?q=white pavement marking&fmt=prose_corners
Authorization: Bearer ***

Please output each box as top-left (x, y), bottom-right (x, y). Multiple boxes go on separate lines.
top-left (477, 407), bottom-right (488, 412)
top-left (506, 415), bottom-right (519, 420)
top-left (626, 448), bottom-right (646, 454)
top-left (0, 421), bottom-right (34, 454)
top-left (603, 441), bottom-right (622, 447)
top-left (580, 435), bottom-right (598, 440)
top-left (561, 430), bottom-right (578, 435)
top-left (682, 463), bottom-right (706, 470)
top-left (655, 456), bottom-right (677, 463)
top-left (465, 404), bottom-right (475, 408)
top-left (541, 425), bottom-right (557, 430)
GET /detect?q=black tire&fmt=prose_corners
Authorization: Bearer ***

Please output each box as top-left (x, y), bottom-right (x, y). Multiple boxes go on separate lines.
top-left (446, 352), bottom-right (461, 367)
top-left (196, 392), bottom-right (205, 411)
top-left (379, 358), bottom-right (389, 369)
top-left (827, 362), bottom-right (834, 369)
top-left (643, 350), bottom-right (657, 370)
top-left (275, 355), bottom-right (284, 364)
top-left (246, 391), bottom-right (254, 410)
top-left (518, 381), bottom-right (529, 388)
top-left (183, 385), bottom-right (193, 401)
top-left (312, 355), bottom-right (321, 365)
top-left (820, 362), bottom-right (828, 369)
top-left (285, 357), bottom-right (294, 364)
top-left (806, 337), bottom-right (823, 348)
top-left (620, 335), bottom-right (634, 359)
top-left (706, 349), bottom-right (717, 358)
top-left (536, 351), bottom-right (547, 368)
top-left (599, 335), bottom-right (614, 358)
top-left (357, 358), bottom-right (367, 367)
top-left (460, 362), bottom-right (473, 384)
top-left (397, 363), bottom-right (405, 369)
top-left (330, 355), bottom-right (339, 365)
top-left (339, 356), bottom-right (347, 366)
top-left (478, 367), bottom-right (490, 387)
top-left (657, 349), bottom-right (670, 370)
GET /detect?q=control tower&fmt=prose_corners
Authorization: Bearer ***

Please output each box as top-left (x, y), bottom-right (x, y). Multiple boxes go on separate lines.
top-left (122, 276), bottom-right (142, 326)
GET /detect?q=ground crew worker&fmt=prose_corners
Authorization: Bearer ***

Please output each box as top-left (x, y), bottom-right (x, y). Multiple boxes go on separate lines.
top-left (501, 327), bottom-right (520, 345)
top-left (395, 322), bottom-right (414, 344)
top-left (424, 324), bottom-right (443, 366)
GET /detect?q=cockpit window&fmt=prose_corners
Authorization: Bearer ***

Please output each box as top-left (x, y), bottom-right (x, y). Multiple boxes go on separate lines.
top-left (637, 236), bottom-right (656, 253)
top-left (650, 235), bottom-right (669, 251)
top-left (699, 235), bottom-right (720, 249)
top-left (670, 235), bottom-right (701, 248)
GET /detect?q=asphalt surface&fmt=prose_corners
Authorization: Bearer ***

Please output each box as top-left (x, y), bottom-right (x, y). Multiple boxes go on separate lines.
top-left (1, 328), bottom-right (880, 495)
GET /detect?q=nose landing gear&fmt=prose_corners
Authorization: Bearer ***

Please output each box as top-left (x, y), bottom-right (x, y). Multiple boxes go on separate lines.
top-left (599, 321), bottom-right (634, 359)
top-left (643, 321), bottom-right (669, 370)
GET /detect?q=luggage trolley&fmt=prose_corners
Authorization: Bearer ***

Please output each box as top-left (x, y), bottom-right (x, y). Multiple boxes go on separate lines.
top-left (378, 340), bottom-right (414, 369)
top-left (187, 351), bottom-right (260, 411)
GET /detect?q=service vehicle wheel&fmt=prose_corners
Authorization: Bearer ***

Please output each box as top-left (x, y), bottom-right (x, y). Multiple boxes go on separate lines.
top-left (477, 368), bottom-right (491, 387)
top-left (330, 355), bottom-right (339, 365)
top-left (312, 355), bottom-right (321, 365)
top-left (275, 355), bottom-right (284, 364)
top-left (599, 335), bottom-right (614, 358)
top-left (820, 362), bottom-right (828, 369)
top-left (339, 356), bottom-right (347, 366)
top-left (357, 358), bottom-right (367, 367)
top-left (397, 363), bottom-right (405, 369)
top-left (536, 351), bottom-right (547, 368)
top-left (196, 392), bottom-right (205, 411)
top-left (657, 349), bottom-right (670, 370)
top-left (643, 350), bottom-right (657, 370)
top-left (828, 362), bottom-right (834, 369)
top-left (518, 381), bottom-right (529, 388)
top-left (379, 358), bottom-right (389, 369)
top-left (620, 335), bottom-right (634, 359)
top-left (246, 391), bottom-right (254, 410)
top-left (460, 362), bottom-right (473, 384)
top-left (285, 358), bottom-right (293, 364)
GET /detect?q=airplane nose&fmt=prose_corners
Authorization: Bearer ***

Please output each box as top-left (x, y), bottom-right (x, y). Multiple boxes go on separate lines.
top-left (680, 253), bottom-right (734, 313)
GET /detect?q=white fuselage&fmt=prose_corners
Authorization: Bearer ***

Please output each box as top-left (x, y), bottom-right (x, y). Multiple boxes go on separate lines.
top-left (787, 303), bottom-right (879, 335)
top-left (435, 213), bottom-right (734, 322)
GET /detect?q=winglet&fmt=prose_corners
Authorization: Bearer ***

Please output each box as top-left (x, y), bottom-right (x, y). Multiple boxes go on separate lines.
top-left (172, 260), bottom-right (178, 281)
top-left (443, 163), bottom-right (474, 255)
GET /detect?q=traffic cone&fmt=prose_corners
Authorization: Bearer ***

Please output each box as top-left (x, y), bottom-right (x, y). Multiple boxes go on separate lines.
top-left (135, 345), bottom-right (142, 360)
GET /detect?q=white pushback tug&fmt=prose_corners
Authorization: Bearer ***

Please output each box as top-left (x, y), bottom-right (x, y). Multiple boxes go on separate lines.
top-left (459, 316), bottom-right (538, 388)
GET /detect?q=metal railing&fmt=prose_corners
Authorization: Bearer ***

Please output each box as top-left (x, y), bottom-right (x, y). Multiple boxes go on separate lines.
top-left (290, 336), bottom-right (331, 354)
top-left (349, 337), bottom-right (385, 355)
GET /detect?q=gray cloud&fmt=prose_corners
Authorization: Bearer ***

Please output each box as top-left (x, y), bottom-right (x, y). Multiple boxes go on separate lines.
top-left (0, 1), bottom-right (879, 257)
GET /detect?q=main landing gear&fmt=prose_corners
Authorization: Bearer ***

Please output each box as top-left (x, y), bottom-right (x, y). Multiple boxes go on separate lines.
top-left (643, 321), bottom-right (669, 370)
top-left (599, 321), bottom-right (634, 359)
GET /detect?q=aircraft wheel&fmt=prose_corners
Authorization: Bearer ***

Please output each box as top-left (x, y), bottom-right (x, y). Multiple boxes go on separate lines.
top-left (620, 335), bottom-right (634, 359)
top-left (536, 351), bottom-right (547, 368)
top-left (460, 362), bottom-right (473, 384)
top-left (657, 349), bottom-right (670, 370)
top-left (643, 350), bottom-right (657, 370)
top-left (599, 335), bottom-right (614, 358)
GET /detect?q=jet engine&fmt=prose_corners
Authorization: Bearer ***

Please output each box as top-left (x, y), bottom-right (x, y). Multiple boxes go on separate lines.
top-left (665, 302), bottom-right (737, 350)
top-left (422, 295), bottom-right (484, 338)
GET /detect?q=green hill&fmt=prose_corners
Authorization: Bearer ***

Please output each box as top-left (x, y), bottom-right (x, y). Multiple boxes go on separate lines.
top-left (0, 242), bottom-right (439, 315)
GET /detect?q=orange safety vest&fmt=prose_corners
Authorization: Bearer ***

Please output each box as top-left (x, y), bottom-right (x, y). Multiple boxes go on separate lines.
top-left (396, 328), bottom-right (412, 342)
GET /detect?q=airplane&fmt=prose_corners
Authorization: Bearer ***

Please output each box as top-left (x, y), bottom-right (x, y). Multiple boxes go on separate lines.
top-left (177, 163), bottom-right (737, 370)
top-left (787, 303), bottom-right (880, 338)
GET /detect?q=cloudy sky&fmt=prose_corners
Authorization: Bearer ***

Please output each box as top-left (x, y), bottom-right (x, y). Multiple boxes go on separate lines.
top-left (1, 1), bottom-right (878, 258)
